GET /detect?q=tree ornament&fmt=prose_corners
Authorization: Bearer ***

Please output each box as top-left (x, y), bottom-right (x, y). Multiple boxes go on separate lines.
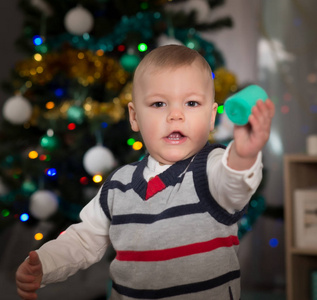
top-left (83, 145), bottom-right (115, 176)
top-left (120, 54), bottom-right (141, 72)
top-left (157, 34), bottom-right (183, 47)
top-left (67, 105), bottom-right (85, 124)
top-left (31, 0), bottom-right (53, 16)
top-left (40, 133), bottom-right (60, 151)
top-left (2, 95), bottom-right (32, 125)
top-left (166, 0), bottom-right (210, 23)
top-left (29, 190), bottom-right (59, 220)
top-left (0, 178), bottom-right (9, 196)
top-left (64, 5), bottom-right (94, 35)
top-left (185, 37), bottom-right (201, 51)
top-left (22, 179), bottom-right (37, 194)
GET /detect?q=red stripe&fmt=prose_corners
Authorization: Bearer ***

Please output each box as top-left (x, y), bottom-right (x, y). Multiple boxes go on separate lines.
top-left (116, 235), bottom-right (239, 262)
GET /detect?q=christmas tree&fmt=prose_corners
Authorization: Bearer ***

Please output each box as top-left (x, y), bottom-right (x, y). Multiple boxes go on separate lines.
top-left (0, 0), bottom-right (241, 237)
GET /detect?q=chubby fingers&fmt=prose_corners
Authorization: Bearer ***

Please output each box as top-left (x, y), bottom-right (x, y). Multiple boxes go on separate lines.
top-left (16, 272), bottom-right (40, 299)
top-left (250, 99), bottom-right (274, 125)
top-left (17, 287), bottom-right (38, 300)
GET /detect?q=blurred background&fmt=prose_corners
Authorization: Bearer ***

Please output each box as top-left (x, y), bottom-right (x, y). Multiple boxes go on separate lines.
top-left (0, 0), bottom-right (316, 299)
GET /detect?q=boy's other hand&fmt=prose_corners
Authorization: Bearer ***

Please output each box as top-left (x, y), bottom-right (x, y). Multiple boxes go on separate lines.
top-left (16, 251), bottom-right (43, 300)
top-left (229, 98), bottom-right (275, 170)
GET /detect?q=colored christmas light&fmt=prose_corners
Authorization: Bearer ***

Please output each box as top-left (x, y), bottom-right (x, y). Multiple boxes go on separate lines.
top-left (33, 35), bottom-right (43, 46)
top-left (1, 209), bottom-right (10, 217)
top-left (20, 213), bottom-right (29, 222)
top-left (127, 138), bottom-right (136, 146)
top-left (46, 168), bottom-right (57, 177)
top-left (80, 177), bottom-right (89, 185)
top-left (118, 45), bottom-right (125, 52)
top-left (217, 105), bottom-right (224, 114)
top-left (93, 175), bottom-right (103, 183)
top-left (133, 141), bottom-right (143, 150)
top-left (28, 151), bottom-right (39, 159)
top-left (54, 88), bottom-right (64, 97)
top-left (269, 238), bottom-right (279, 248)
top-left (46, 101), bottom-right (55, 109)
top-left (68, 123), bottom-right (76, 130)
top-left (33, 53), bottom-right (42, 61)
top-left (138, 43), bottom-right (148, 52)
top-left (34, 233), bottom-right (44, 241)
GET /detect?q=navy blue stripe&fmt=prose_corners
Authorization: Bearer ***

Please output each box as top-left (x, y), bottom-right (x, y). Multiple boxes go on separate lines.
top-left (192, 144), bottom-right (247, 226)
top-left (100, 178), bottom-right (112, 221)
top-left (108, 180), bottom-right (132, 192)
top-left (111, 203), bottom-right (205, 225)
top-left (112, 269), bottom-right (240, 299)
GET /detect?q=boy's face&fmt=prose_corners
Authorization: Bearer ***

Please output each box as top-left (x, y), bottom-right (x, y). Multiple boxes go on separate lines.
top-left (128, 61), bottom-right (218, 165)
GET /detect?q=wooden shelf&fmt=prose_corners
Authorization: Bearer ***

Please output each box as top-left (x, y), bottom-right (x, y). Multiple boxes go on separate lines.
top-left (291, 247), bottom-right (317, 256)
top-left (284, 154), bottom-right (317, 300)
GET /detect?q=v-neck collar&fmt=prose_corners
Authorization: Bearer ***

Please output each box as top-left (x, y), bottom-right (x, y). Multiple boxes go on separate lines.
top-left (132, 155), bottom-right (194, 200)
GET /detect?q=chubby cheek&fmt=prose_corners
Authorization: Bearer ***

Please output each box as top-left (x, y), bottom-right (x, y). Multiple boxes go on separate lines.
top-left (137, 115), bottom-right (160, 140)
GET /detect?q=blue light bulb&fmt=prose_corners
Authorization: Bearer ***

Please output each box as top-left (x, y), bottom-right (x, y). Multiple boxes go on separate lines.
top-left (47, 168), bottom-right (57, 177)
top-left (33, 35), bottom-right (43, 46)
top-left (20, 213), bottom-right (29, 222)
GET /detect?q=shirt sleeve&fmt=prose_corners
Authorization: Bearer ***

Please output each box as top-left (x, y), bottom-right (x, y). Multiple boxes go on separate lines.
top-left (207, 141), bottom-right (263, 213)
top-left (37, 187), bottom-right (111, 286)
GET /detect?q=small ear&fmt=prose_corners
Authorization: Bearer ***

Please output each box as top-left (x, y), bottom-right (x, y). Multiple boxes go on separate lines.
top-left (128, 102), bottom-right (140, 132)
top-left (210, 102), bottom-right (218, 131)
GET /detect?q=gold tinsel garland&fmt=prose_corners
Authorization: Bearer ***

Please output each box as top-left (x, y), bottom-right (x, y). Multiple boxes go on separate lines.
top-left (15, 48), bottom-right (130, 92)
top-left (214, 67), bottom-right (238, 104)
top-left (38, 82), bottom-right (133, 124)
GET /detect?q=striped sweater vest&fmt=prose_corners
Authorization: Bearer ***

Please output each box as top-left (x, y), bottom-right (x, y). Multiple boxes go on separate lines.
top-left (100, 144), bottom-right (247, 300)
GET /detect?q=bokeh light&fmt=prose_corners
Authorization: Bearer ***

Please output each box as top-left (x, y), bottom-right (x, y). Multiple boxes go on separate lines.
top-left (20, 213), bottom-right (29, 222)
top-left (33, 35), bottom-right (43, 46)
top-left (34, 233), bottom-right (44, 241)
top-left (28, 151), bottom-right (39, 159)
top-left (1, 209), bottom-right (10, 217)
top-left (80, 177), bottom-right (89, 185)
top-left (217, 105), bottom-right (224, 114)
top-left (46, 101), bottom-right (55, 109)
top-left (133, 141), bottom-right (143, 150)
top-left (68, 123), bottom-right (76, 130)
top-left (138, 43), bottom-right (148, 52)
top-left (93, 175), bottom-right (103, 183)
top-left (46, 168), bottom-right (57, 177)
top-left (127, 138), bottom-right (136, 146)
top-left (269, 238), bottom-right (279, 248)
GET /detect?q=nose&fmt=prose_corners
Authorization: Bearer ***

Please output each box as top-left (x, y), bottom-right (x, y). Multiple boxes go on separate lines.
top-left (167, 107), bottom-right (184, 122)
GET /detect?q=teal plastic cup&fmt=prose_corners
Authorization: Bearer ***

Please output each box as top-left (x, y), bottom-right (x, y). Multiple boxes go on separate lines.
top-left (224, 85), bottom-right (268, 126)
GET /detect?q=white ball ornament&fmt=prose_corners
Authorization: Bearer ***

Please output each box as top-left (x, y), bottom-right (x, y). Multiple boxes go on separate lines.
top-left (64, 5), bottom-right (94, 35)
top-left (3, 95), bottom-right (32, 125)
top-left (29, 190), bottom-right (59, 220)
top-left (83, 145), bottom-right (115, 176)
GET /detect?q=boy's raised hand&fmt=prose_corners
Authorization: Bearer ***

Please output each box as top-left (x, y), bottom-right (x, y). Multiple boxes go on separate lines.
top-left (16, 251), bottom-right (43, 300)
top-left (228, 98), bottom-right (275, 170)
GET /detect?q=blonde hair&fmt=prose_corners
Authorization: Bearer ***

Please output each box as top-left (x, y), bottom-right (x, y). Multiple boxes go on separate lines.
top-left (132, 45), bottom-right (214, 100)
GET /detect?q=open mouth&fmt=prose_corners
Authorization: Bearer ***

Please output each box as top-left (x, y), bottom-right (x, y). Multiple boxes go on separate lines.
top-left (166, 131), bottom-right (185, 141)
